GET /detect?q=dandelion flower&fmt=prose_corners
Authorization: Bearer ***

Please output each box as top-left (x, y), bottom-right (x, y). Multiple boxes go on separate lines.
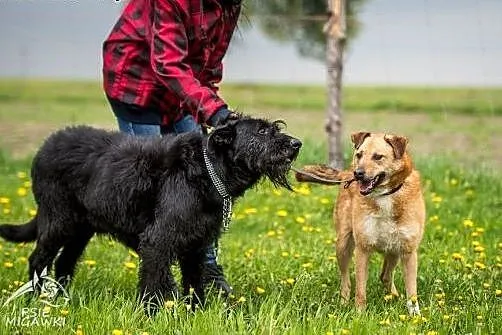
top-left (3, 262), bottom-right (14, 268)
top-left (112, 330), bottom-right (123, 335)
top-left (443, 315), bottom-right (451, 320)
top-left (256, 287), bottom-right (265, 294)
top-left (273, 189), bottom-right (282, 196)
top-left (399, 315), bottom-right (407, 321)
top-left (281, 251), bottom-right (289, 257)
top-left (124, 262), bottom-right (136, 270)
top-left (379, 318), bottom-right (391, 326)
top-left (495, 289), bottom-right (501, 296)
top-left (60, 309), bottom-right (69, 316)
top-left (384, 294), bottom-right (394, 302)
top-left (302, 262), bottom-right (313, 268)
top-left (17, 171), bottom-right (27, 179)
top-left (237, 296), bottom-right (246, 303)
top-left (128, 250), bottom-right (139, 258)
top-left (341, 329), bottom-right (350, 335)
top-left (244, 208), bottom-right (257, 214)
top-left (0, 197), bottom-right (10, 204)
top-left (320, 198), bottom-right (330, 204)
top-left (474, 261), bottom-right (486, 270)
top-left (3, 208), bottom-right (10, 215)
top-left (17, 187), bottom-right (27, 197)
top-left (84, 260), bottom-right (96, 266)
top-left (483, 283), bottom-right (490, 289)
top-left (296, 216), bottom-right (306, 224)
top-left (165, 300), bottom-right (175, 308)
top-left (463, 219), bottom-right (474, 228)
top-left (28, 209), bottom-right (37, 217)
top-left (410, 295), bottom-right (418, 303)
top-left (267, 230), bottom-right (277, 237)
top-left (431, 195), bottom-right (442, 203)
top-left (474, 246), bottom-right (485, 253)
top-left (276, 210), bottom-right (288, 217)
top-left (426, 332), bottom-right (438, 335)
top-left (286, 278), bottom-right (295, 285)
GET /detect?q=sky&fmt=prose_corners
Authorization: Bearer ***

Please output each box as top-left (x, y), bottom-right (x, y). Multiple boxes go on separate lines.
top-left (0, 0), bottom-right (501, 86)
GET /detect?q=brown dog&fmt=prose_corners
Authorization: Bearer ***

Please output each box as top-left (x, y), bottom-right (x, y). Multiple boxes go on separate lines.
top-left (295, 132), bottom-right (425, 315)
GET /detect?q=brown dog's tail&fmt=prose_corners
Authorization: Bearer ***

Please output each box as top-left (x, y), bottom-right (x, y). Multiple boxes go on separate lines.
top-left (0, 217), bottom-right (38, 243)
top-left (293, 164), bottom-right (354, 186)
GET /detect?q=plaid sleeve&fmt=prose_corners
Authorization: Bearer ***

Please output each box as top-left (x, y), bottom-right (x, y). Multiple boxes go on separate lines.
top-left (151, 0), bottom-right (226, 121)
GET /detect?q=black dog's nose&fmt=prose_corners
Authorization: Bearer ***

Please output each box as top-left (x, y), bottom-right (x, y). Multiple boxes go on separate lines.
top-left (354, 169), bottom-right (365, 180)
top-left (290, 138), bottom-right (302, 150)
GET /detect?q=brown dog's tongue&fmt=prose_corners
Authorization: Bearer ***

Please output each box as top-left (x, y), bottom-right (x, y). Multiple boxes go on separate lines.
top-left (359, 180), bottom-right (374, 195)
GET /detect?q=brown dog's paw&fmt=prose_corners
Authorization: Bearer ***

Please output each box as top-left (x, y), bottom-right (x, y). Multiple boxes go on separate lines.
top-left (294, 164), bottom-right (353, 185)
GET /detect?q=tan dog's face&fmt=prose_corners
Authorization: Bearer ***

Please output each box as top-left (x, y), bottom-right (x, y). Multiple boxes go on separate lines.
top-left (350, 132), bottom-right (409, 196)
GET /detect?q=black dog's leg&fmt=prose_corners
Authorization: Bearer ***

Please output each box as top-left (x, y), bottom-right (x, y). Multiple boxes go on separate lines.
top-left (138, 234), bottom-right (179, 316)
top-left (180, 249), bottom-right (206, 311)
top-left (28, 237), bottom-right (63, 285)
top-left (54, 229), bottom-right (94, 287)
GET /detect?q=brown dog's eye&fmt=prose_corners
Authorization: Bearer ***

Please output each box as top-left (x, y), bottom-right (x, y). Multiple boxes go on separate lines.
top-left (355, 152), bottom-right (363, 159)
top-left (372, 153), bottom-right (384, 161)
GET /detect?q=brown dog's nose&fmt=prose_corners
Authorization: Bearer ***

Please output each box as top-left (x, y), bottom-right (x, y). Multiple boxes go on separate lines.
top-left (290, 138), bottom-right (302, 150)
top-left (354, 169), bottom-right (365, 180)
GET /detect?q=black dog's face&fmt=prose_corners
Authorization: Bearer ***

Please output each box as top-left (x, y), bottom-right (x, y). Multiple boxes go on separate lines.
top-left (209, 117), bottom-right (302, 189)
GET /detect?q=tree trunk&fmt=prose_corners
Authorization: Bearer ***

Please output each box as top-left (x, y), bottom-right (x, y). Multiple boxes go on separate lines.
top-left (325, 0), bottom-right (346, 170)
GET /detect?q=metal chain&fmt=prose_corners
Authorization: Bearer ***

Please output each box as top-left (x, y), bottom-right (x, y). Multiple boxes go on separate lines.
top-left (203, 147), bottom-right (233, 232)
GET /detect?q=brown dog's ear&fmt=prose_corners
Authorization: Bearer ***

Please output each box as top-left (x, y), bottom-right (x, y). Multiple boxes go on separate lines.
top-left (351, 132), bottom-right (371, 149)
top-left (384, 135), bottom-right (408, 159)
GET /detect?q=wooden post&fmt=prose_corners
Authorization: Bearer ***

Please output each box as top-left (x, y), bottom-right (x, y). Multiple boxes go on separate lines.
top-left (324, 0), bottom-right (346, 169)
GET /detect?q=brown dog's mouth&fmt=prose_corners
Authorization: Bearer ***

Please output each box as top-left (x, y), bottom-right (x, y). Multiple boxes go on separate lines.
top-left (358, 173), bottom-right (385, 196)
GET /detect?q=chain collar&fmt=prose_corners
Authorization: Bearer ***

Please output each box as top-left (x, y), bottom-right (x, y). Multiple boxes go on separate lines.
top-left (203, 147), bottom-right (233, 232)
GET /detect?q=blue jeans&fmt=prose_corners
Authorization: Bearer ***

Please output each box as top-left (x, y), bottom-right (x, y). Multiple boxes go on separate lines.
top-left (116, 115), bottom-right (217, 265)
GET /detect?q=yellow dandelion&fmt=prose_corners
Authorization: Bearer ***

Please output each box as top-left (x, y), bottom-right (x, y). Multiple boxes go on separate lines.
top-left (302, 262), bottom-right (313, 268)
top-left (463, 219), bottom-right (474, 228)
top-left (267, 230), bottom-right (277, 237)
top-left (399, 315), bottom-right (407, 321)
top-left (286, 278), bottom-right (295, 285)
top-left (435, 293), bottom-right (445, 299)
top-left (60, 309), bottom-right (69, 316)
top-left (410, 295), bottom-right (418, 303)
top-left (294, 253), bottom-right (300, 258)
top-left (443, 315), bottom-right (451, 320)
top-left (379, 318), bottom-right (391, 326)
top-left (326, 332), bottom-right (334, 335)
top-left (438, 300), bottom-right (445, 307)
top-left (3, 262), bottom-right (14, 268)
top-left (341, 329), bottom-right (350, 335)
top-left (128, 250), bottom-right (139, 258)
top-left (474, 261), bottom-right (486, 270)
top-left (0, 197), bottom-right (10, 204)
top-left (328, 255), bottom-right (337, 261)
top-left (23, 181), bottom-right (32, 188)
top-left (474, 246), bottom-right (485, 253)
top-left (472, 241), bottom-right (480, 246)
top-left (13, 280), bottom-right (23, 287)
top-left (19, 256), bottom-right (27, 263)
top-left (84, 260), bottom-right (96, 266)
top-left (112, 330), bottom-right (123, 335)
top-left (244, 208), bottom-right (258, 214)
top-left (3, 208), bottom-right (10, 215)
top-left (237, 296), bottom-right (246, 303)
top-left (124, 261), bottom-right (136, 270)
top-left (471, 231), bottom-right (480, 237)
top-left (17, 187), bottom-right (27, 197)
top-left (140, 332), bottom-right (150, 335)
top-left (431, 195), bottom-right (442, 203)
top-left (498, 243), bottom-right (502, 249)
top-left (426, 331), bottom-right (438, 335)
top-left (483, 283), bottom-right (490, 289)
top-left (465, 189), bottom-right (474, 197)
top-left (17, 171), bottom-right (27, 179)
top-left (450, 178), bottom-right (458, 186)
top-left (273, 189), bottom-right (282, 196)
top-left (495, 289), bottom-right (501, 296)
top-left (256, 287), bottom-right (265, 294)
top-left (42, 306), bottom-right (51, 314)
top-left (281, 251), bottom-right (289, 257)
top-left (165, 300), bottom-right (175, 308)
top-left (276, 210), bottom-right (288, 217)
top-left (476, 315), bottom-right (483, 320)
top-left (320, 198), bottom-right (330, 204)
top-left (76, 329), bottom-right (84, 335)
top-left (296, 216), bottom-right (306, 224)
top-left (28, 209), bottom-right (37, 217)
top-left (475, 227), bottom-right (485, 233)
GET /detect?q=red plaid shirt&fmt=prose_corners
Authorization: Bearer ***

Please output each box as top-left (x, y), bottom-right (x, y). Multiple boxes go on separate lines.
top-left (103, 0), bottom-right (241, 125)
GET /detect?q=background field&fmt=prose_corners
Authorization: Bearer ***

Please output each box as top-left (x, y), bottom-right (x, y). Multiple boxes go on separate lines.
top-left (0, 81), bottom-right (501, 334)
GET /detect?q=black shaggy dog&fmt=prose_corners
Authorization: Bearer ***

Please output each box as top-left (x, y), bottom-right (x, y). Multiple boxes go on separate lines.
top-left (0, 116), bottom-right (301, 313)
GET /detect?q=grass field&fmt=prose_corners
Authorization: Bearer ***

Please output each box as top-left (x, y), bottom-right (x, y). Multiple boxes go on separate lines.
top-left (0, 80), bottom-right (501, 334)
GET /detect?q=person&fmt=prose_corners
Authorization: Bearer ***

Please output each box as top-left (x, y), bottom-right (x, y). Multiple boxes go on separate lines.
top-left (102, 0), bottom-right (243, 296)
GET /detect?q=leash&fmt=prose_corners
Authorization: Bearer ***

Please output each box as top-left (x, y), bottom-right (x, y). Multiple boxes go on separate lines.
top-left (291, 166), bottom-right (355, 188)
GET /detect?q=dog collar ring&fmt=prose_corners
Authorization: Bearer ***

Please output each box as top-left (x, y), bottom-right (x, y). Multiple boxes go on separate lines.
top-left (203, 147), bottom-right (233, 232)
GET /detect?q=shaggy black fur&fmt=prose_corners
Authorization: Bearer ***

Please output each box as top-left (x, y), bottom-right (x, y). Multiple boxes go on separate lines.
top-left (0, 116), bottom-right (301, 314)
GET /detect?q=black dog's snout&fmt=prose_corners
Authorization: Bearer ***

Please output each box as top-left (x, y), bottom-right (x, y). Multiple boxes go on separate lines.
top-left (290, 138), bottom-right (302, 150)
top-left (354, 168), bottom-right (365, 180)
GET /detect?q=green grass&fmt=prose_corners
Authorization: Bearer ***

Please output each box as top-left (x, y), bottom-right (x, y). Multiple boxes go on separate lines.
top-left (0, 143), bottom-right (501, 334)
top-left (1, 80), bottom-right (502, 121)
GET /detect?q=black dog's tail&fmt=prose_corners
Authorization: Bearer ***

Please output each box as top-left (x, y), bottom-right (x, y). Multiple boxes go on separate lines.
top-left (0, 217), bottom-right (38, 242)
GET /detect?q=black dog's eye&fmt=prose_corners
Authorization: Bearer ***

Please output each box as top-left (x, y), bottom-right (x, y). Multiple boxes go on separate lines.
top-left (355, 152), bottom-right (363, 159)
top-left (258, 128), bottom-right (269, 135)
top-left (372, 153), bottom-right (384, 161)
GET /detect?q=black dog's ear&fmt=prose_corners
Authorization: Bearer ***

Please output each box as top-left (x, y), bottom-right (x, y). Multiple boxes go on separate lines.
top-left (210, 123), bottom-right (236, 147)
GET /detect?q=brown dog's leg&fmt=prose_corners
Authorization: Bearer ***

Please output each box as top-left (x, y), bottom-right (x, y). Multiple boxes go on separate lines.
top-left (354, 247), bottom-right (370, 310)
top-left (402, 251), bottom-right (421, 315)
top-left (380, 253), bottom-right (400, 296)
top-left (336, 232), bottom-right (354, 303)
